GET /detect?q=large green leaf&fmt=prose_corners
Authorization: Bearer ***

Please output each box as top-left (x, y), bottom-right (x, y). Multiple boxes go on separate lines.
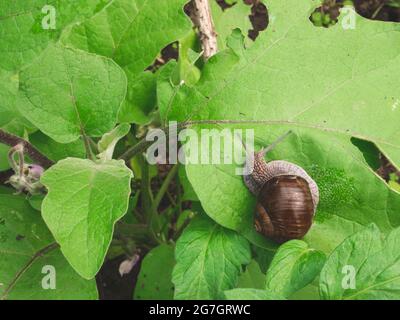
top-left (18, 44), bottom-right (127, 143)
top-left (172, 215), bottom-right (251, 299)
top-left (320, 224), bottom-right (400, 300)
top-left (265, 240), bottom-right (325, 298)
top-left (62, 0), bottom-right (192, 124)
top-left (41, 158), bottom-right (133, 279)
top-left (29, 131), bottom-right (85, 162)
top-left (134, 244), bottom-right (175, 300)
top-left (168, 0), bottom-right (400, 164)
top-left (0, 194), bottom-right (98, 300)
top-left (0, 0), bottom-right (109, 72)
top-left (161, 0), bottom-right (400, 251)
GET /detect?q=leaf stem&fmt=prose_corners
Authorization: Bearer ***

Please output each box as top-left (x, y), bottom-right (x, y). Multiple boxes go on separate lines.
top-left (80, 129), bottom-right (95, 161)
top-left (151, 164), bottom-right (180, 212)
top-left (1, 242), bottom-right (59, 300)
top-left (0, 129), bottom-right (54, 169)
top-left (138, 156), bottom-right (162, 244)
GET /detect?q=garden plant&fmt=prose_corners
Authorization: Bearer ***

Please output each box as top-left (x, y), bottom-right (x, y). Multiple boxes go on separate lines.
top-left (0, 0), bottom-right (400, 301)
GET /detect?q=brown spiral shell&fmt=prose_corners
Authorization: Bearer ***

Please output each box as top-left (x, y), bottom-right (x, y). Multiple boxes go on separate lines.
top-left (243, 140), bottom-right (319, 243)
top-left (255, 175), bottom-right (315, 243)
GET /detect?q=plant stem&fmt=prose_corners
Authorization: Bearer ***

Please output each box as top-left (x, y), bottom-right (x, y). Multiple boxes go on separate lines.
top-left (151, 164), bottom-right (180, 212)
top-left (119, 138), bottom-right (152, 162)
top-left (80, 129), bottom-right (95, 161)
top-left (191, 0), bottom-right (218, 59)
top-left (371, 1), bottom-right (386, 19)
top-left (138, 156), bottom-right (162, 244)
top-left (88, 137), bottom-right (99, 154)
top-left (0, 129), bottom-right (54, 168)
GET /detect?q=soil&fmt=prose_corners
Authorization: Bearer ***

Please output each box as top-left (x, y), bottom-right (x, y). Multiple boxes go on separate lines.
top-left (96, 255), bottom-right (142, 300)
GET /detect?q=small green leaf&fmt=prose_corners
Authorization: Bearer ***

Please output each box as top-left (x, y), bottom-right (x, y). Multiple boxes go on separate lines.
top-left (134, 244), bottom-right (175, 300)
top-left (41, 158), bottom-right (133, 279)
top-left (62, 0), bottom-right (191, 125)
top-left (117, 72), bottom-right (157, 125)
top-left (224, 288), bottom-right (284, 300)
top-left (265, 240), bottom-right (325, 298)
top-left (19, 44), bottom-right (127, 143)
top-left (97, 123), bottom-right (131, 162)
top-left (172, 215), bottom-right (251, 299)
top-left (0, 0), bottom-right (109, 72)
top-left (319, 224), bottom-right (400, 300)
top-left (29, 131), bottom-right (85, 162)
top-left (0, 194), bottom-right (98, 300)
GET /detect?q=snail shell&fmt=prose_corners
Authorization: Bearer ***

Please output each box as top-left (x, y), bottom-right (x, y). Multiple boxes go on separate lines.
top-left (244, 143), bottom-right (319, 243)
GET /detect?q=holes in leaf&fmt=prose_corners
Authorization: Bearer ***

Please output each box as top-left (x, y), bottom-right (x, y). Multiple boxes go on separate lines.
top-left (146, 42), bottom-right (179, 73)
top-left (351, 137), bottom-right (381, 171)
top-left (190, 0), bottom-right (269, 43)
top-left (353, 0), bottom-right (400, 22)
top-left (351, 137), bottom-right (400, 189)
top-left (216, 0), bottom-right (236, 10)
top-left (247, 0), bottom-right (269, 40)
top-left (310, 0), bottom-right (400, 28)
top-left (218, 0), bottom-right (269, 41)
top-left (310, 0), bottom-right (342, 28)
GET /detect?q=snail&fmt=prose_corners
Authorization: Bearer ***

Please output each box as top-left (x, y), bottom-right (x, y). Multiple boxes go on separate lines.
top-left (243, 131), bottom-right (319, 243)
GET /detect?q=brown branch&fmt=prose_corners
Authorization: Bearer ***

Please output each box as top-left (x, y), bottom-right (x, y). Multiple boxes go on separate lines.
top-left (0, 129), bottom-right (54, 169)
top-left (191, 0), bottom-right (218, 59)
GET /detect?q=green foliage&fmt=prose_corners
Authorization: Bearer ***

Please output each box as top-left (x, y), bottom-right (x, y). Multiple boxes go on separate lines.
top-left (0, 0), bottom-right (399, 301)
top-left (0, 194), bottom-right (97, 299)
top-left (237, 260), bottom-right (266, 289)
top-left (265, 240), bottom-right (325, 298)
top-left (18, 44), bottom-right (127, 143)
top-left (41, 158), bottom-right (132, 279)
top-left (172, 215), bottom-right (251, 299)
top-left (320, 224), bottom-right (400, 299)
top-left (62, 0), bottom-right (192, 125)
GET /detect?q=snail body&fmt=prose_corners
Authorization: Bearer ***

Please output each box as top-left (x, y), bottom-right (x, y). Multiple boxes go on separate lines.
top-left (243, 134), bottom-right (319, 243)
